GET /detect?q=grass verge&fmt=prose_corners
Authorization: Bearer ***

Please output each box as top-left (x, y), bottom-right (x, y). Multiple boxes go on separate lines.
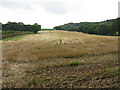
top-left (3, 34), bottom-right (29, 41)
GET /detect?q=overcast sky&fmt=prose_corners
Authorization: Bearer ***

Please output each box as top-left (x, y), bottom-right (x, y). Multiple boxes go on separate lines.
top-left (0, 0), bottom-right (119, 28)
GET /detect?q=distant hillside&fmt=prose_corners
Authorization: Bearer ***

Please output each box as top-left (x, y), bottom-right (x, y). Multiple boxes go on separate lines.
top-left (53, 18), bottom-right (120, 36)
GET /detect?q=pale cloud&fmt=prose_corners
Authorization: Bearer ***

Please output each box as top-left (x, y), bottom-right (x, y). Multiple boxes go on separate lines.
top-left (0, 2), bottom-right (32, 10)
top-left (0, 0), bottom-right (119, 28)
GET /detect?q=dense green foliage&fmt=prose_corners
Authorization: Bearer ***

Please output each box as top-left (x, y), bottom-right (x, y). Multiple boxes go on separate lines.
top-left (1, 21), bottom-right (41, 39)
top-left (54, 18), bottom-right (120, 36)
top-left (2, 22), bottom-right (41, 34)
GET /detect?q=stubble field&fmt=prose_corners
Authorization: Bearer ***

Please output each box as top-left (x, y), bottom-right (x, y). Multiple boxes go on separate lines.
top-left (2, 30), bottom-right (119, 88)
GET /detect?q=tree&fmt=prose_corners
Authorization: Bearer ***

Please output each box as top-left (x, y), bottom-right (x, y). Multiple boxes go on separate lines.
top-left (33, 23), bottom-right (41, 34)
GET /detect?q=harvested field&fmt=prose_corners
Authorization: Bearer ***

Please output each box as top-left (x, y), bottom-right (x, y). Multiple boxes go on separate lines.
top-left (2, 30), bottom-right (119, 88)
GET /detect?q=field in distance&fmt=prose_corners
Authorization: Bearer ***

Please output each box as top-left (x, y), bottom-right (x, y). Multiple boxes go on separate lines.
top-left (2, 30), bottom-right (119, 88)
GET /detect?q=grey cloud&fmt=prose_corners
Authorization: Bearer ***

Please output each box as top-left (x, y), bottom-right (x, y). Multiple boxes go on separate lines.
top-left (0, 1), bottom-right (32, 10)
top-left (41, 2), bottom-right (67, 14)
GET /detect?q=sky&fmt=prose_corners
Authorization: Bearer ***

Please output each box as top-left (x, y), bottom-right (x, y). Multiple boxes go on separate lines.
top-left (0, 0), bottom-right (119, 29)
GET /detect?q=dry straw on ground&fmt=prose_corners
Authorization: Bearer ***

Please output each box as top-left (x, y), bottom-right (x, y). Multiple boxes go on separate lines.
top-left (2, 30), bottom-right (119, 88)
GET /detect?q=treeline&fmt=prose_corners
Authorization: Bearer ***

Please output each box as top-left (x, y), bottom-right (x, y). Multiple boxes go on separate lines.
top-left (2, 21), bottom-right (41, 34)
top-left (54, 18), bottom-right (120, 36)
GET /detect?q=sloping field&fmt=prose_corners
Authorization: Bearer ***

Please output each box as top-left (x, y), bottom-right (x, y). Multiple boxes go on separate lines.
top-left (2, 30), bottom-right (119, 88)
